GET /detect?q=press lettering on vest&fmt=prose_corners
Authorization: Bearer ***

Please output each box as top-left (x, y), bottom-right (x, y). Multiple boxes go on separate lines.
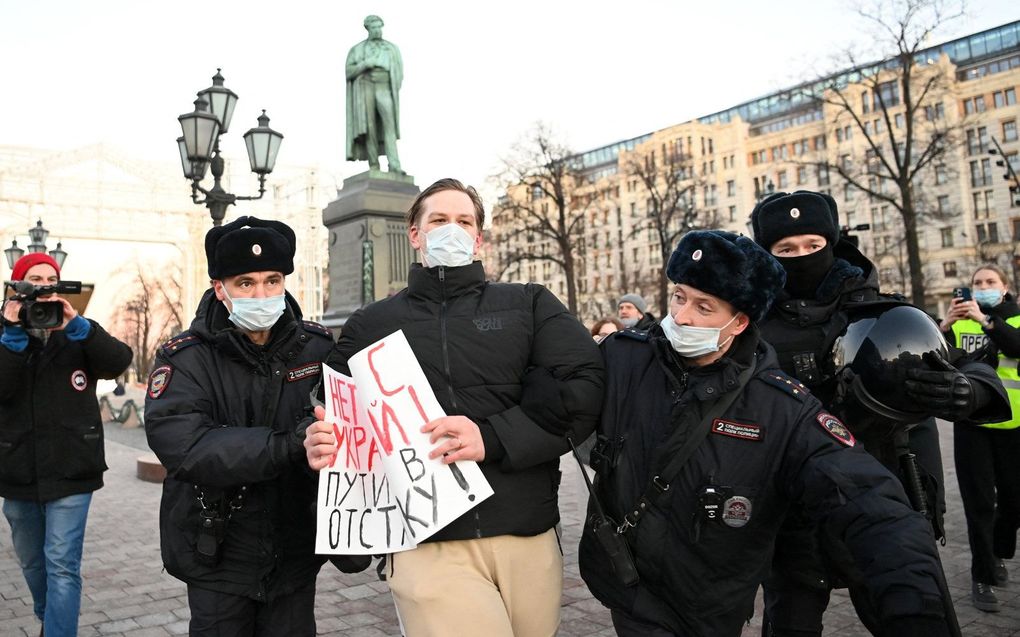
top-left (959, 333), bottom-right (987, 353)
top-left (711, 419), bottom-right (763, 441)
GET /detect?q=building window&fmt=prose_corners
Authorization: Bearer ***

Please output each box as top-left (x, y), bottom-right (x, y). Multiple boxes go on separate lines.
top-left (841, 154), bottom-right (852, 172)
top-left (895, 113), bottom-right (905, 129)
top-left (531, 183), bottom-right (543, 201)
top-left (994, 89), bottom-right (1018, 108)
top-left (964, 96), bottom-right (987, 114)
top-left (777, 170), bottom-right (788, 189)
top-left (937, 195), bottom-right (950, 215)
top-left (935, 164), bottom-right (948, 185)
top-left (925, 102), bottom-right (945, 121)
top-left (970, 159), bottom-right (992, 187)
top-left (874, 81), bottom-right (900, 109)
top-left (817, 164), bottom-right (830, 186)
top-left (966, 127), bottom-right (989, 155)
top-left (797, 166), bottom-right (807, 185)
top-left (814, 134), bottom-right (827, 150)
top-left (972, 189), bottom-right (993, 219)
top-left (943, 261), bottom-right (957, 277)
top-left (940, 227), bottom-right (954, 247)
top-left (844, 183), bottom-right (855, 202)
top-left (1004, 119), bottom-right (1018, 143)
top-left (729, 205), bottom-right (737, 222)
top-left (727, 180), bottom-right (736, 197)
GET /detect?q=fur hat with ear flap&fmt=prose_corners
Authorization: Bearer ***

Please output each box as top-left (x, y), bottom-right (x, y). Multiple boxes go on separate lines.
top-left (205, 216), bottom-right (297, 280)
top-left (665, 230), bottom-right (786, 322)
top-left (750, 190), bottom-right (841, 251)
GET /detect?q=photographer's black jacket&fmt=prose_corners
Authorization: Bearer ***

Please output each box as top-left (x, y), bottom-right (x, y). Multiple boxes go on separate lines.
top-left (579, 327), bottom-right (946, 636)
top-left (145, 289), bottom-right (333, 602)
top-left (0, 320), bottom-right (132, 502)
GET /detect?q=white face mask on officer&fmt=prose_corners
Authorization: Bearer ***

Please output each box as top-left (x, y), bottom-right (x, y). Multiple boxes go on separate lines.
top-left (420, 223), bottom-right (476, 268)
top-left (222, 286), bottom-right (286, 332)
top-left (660, 312), bottom-right (740, 359)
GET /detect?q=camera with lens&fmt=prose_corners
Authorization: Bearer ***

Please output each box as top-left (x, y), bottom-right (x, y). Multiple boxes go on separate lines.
top-left (3, 280), bottom-right (82, 329)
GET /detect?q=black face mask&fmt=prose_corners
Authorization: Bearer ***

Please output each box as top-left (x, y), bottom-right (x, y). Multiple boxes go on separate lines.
top-left (776, 245), bottom-right (835, 299)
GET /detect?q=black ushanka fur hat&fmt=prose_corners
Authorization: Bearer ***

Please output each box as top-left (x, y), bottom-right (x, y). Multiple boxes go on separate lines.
top-left (205, 216), bottom-right (296, 279)
top-left (665, 230), bottom-right (786, 322)
top-left (750, 190), bottom-right (840, 251)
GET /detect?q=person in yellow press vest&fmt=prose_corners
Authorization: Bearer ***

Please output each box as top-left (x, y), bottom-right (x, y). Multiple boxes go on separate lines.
top-left (940, 263), bottom-right (1020, 613)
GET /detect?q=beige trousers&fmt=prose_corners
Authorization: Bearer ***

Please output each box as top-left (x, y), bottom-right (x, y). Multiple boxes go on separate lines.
top-left (388, 529), bottom-right (563, 637)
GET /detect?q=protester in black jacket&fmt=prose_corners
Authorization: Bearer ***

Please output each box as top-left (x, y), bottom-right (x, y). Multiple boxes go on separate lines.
top-left (145, 217), bottom-right (352, 637)
top-left (751, 190), bottom-right (1010, 635)
top-left (580, 231), bottom-right (949, 637)
top-left (1, 252), bottom-right (132, 637)
top-left (304, 178), bottom-right (604, 637)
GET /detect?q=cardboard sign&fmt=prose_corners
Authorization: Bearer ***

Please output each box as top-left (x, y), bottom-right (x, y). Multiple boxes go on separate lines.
top-left (315, 330), bottom-right (493, 555)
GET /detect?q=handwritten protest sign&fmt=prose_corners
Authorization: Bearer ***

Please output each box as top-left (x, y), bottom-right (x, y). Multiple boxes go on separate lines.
top-left (315, 330), bottom-right (493, 555)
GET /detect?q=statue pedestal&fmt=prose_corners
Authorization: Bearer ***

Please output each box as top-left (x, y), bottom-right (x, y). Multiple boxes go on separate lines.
top-left (321, 170), bottom-right (419, 329)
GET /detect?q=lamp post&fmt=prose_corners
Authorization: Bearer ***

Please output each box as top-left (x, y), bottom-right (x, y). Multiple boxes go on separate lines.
top-left (4, 220), bottom-right (69, 270)
top-left (177, 69), bottom-right (284, 226)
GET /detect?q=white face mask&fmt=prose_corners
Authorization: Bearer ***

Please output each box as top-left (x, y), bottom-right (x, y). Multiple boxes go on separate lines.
top-left (222, 286), bottom-right (286, 332)
top-left (660, 312), bottom-right (739, 358)
top-left (420, 223), bottom-right (476, 268)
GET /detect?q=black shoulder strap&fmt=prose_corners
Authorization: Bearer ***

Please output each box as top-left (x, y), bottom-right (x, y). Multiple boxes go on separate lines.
top-left (616, 358), bottom-right (756, 534)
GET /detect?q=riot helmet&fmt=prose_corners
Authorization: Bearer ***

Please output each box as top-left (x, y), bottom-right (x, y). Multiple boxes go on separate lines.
top-left (830, 303), bottom-right (950, 424)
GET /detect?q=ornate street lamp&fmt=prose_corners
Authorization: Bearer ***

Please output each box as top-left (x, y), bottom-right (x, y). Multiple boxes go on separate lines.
top-left (27, 220), bottom-right (49, 253)
top-left (5, 220), bottom-right (70, 270)
top-left (177, 69), bottom-right (284, 226)
top-left (4, 240), bottom-right (24, 269)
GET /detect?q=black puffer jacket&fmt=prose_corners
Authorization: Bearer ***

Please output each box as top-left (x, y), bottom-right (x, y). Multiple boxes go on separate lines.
top-left (0, 320), bottom-right (132, 501)
top-left (145, 289), bottom-right (334, 602)
top-left (579, 326), bottom-right (947, 636)
top-left (326, 261), bottom-right (604, 542)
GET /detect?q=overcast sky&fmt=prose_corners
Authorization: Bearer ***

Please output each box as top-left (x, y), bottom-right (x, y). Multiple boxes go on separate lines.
top-left (1, 0), bottom-right (1016, 196)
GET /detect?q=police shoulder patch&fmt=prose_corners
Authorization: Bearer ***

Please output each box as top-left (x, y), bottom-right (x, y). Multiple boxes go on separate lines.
top-left (616, 328), bottom-right (649, 342)
top-left (302, 320), bottom-right (333, 339)
top-left (160, 332), bottom-right (200, 357)
top-left (148, 365), bottom-right (173, 399)
top-left (758, 372), bottom-right (810, 402)
top-left (816, 411), bottom-right (855, 447)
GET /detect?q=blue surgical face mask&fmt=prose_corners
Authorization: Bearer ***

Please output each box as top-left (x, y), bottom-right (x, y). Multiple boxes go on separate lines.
top-left (222, 286), bottom-right (286, 332)
top-left (660, 312), bottom-right (739, 358)
top-left (974, 288), bottom-right (1003, 308)
top-left (421, 223), bottom-right (476, 268)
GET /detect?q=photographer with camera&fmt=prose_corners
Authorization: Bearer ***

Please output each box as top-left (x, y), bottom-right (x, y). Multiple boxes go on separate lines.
top-left (0, 252), bottom-right (132, 637)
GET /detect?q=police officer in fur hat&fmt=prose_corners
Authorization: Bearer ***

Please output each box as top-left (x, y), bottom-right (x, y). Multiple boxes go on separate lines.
top-left (145, 216), bottom-right (366, 637)
top-left (579, 230), bottom-right (951, 636)
top-left (751, 191), bottom-right (1009, 635)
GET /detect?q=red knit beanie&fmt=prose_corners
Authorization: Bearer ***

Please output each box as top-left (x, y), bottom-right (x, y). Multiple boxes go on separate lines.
top-left (11, 253), bottom-right (61, 281)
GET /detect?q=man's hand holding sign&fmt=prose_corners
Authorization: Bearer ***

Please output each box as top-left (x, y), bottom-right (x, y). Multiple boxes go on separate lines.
top-left (304, 330), bottom-right (493, 555)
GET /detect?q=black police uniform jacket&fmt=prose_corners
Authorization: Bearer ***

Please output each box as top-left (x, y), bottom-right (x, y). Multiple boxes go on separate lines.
top-left (325, 261), bottom-right (604, 542)
top-left (578, 326), bottom-right (946, 636)
top-left (759, 240), bottom-right (1010, 595)
top-left (145, 289), bottom-right (333, 602)
top-left (0, 321), bottom-right (132, 502)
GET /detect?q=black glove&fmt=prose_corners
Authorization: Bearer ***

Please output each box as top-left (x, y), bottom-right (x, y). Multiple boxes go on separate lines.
top-left (329, 554), bottom-right (371, 573)
top-left (904, 353), bottom-right (974, 421)
top-left (520, 367), bottom-right (571, 435)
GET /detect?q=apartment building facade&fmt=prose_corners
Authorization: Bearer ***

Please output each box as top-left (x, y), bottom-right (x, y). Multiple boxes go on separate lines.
top-left (489, 21), bottom-right (1020, 322)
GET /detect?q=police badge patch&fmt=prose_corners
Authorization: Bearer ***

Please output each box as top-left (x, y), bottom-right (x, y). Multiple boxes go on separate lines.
top-left (816, 412), bottom-right (855, 447)
top-left (148, 365), bottom-right (173, 399)
top-left (722, 496), bottom-right (752, 528)
top-left (70, 370), bottom-right (88, 392)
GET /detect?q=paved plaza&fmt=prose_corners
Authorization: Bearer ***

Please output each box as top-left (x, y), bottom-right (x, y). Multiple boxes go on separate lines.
top-left (2, 419), bottom-right (1019, 636)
